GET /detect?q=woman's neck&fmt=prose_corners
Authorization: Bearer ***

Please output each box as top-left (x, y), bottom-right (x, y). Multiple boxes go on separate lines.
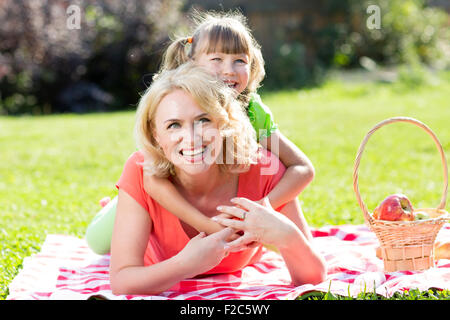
top-left (172, 164), bottom-right (228, 197)
top-left (171, 164), bottom-right (239, 220)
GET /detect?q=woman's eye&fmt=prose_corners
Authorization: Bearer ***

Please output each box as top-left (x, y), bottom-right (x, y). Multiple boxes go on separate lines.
top-left (167, 122), bottom-right (180, 129)
top-left (198, 117), bottom-right (211, 124)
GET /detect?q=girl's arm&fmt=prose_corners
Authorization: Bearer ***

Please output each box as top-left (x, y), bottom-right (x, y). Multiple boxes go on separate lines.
top-left (143, 174), bottom-right (225, 235)
top-left (259, 130), bottom-right (315, 209)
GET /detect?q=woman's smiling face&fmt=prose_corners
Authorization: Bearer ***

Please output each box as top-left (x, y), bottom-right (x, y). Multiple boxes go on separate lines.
top-left (153, 89), bottom-right (223, 176)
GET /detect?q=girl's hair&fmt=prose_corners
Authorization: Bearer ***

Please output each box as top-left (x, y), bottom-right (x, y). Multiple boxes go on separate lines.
top-left (135, 62), bottom-right (260, 178)
top-left (157, 10), bottom-right (265, 103)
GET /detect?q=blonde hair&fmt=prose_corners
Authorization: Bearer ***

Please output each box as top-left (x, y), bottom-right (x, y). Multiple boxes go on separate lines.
top-left (135, 62), bottom-right (260, 178)
top-left (157, 10), bottom-right (265, 103)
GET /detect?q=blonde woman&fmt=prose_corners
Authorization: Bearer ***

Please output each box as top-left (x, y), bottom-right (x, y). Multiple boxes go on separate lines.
top-left (109, 63), bottom-right (325, 295)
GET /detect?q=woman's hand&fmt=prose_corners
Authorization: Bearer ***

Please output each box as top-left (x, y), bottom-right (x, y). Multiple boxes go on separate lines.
top-left (213, 197), bottom-right (327, 286)
top-left (176, 227), bottom-right (239, 278)
top-left (212, 197), bottom-right (298, 251)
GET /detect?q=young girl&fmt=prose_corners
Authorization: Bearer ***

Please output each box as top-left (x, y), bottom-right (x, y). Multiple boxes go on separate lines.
top-left (85, 10), bottom-right (315, 254)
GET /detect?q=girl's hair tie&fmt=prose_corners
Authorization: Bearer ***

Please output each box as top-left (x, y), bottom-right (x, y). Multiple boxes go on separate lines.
top-left (187, 36), bottom-right (193, 44)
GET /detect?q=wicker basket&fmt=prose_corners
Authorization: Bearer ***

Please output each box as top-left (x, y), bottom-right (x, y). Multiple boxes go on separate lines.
top-left (353, 117), bottom-right (449, 272)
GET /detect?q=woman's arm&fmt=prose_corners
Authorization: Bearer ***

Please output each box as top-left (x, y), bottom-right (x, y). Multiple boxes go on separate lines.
top-left (110, 188), bottom-right (238, 295)
top-left (260, 130), bottom-right (315, 209)
top-left (143, 174), bottom-right (225, 235)
top-left (278, 197), bottom-right (313, 242)
top-left (277, 222), bottom-right (326, 286)
top-left (110, 188), bottom-right (192, 295)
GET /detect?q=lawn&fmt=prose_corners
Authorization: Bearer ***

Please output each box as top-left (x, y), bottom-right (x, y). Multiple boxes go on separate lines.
top-left (1, 70), bottom-right (449, 300)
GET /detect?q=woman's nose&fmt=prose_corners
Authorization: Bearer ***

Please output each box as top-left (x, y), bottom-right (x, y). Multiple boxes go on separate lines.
top-left (182, 124), bottom-right (204, 147)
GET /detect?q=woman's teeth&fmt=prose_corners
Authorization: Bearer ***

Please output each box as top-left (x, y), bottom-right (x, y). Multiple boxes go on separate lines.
top-left (181, 146), bottom-right (206, 157)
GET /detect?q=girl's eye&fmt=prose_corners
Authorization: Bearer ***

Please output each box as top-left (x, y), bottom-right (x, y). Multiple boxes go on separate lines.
top-left (235, 59), bottom-right (247, 64)
top-left (211, 57), bottom-right (222, 62)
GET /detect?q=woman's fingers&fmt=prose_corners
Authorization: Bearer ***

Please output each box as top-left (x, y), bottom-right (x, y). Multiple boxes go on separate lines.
top-left (228, 240), bottom-right (260, 253)
top-left (230, 197), bottom-right (261, 211)
top-left (226, 232), bottom-right (257, 250)
top-left (228, 233), bottom-right (241, 241)
top-left (193, 231), bottom-right (206, 239)
top-left (211, 216), bottom-right (245, 230)
top-left (213, 213), bottom-right (233, 220)
top-left (209, 226), bottom-right (236, 241)
top-left (216, 205), bottom-right (247, 220)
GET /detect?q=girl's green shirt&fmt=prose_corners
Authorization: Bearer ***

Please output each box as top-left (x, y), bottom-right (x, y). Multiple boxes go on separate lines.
top-left (247, 93), bottom-right (278, 142)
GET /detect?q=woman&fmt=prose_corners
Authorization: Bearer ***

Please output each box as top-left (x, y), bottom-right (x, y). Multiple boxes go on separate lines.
top-left (109, 62), bottom-right (326, 295)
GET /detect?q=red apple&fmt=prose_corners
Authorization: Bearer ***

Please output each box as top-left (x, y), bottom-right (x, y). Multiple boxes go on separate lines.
top-left (372, 194), bottom-right (415, 221)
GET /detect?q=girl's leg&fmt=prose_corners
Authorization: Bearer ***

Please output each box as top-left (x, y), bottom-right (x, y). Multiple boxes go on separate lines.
top-left (85, 196), bottom-right (118, 254)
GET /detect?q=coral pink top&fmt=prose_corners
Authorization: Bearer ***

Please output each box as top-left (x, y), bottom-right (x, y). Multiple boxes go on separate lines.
top-left (116, 149), bottom-right (286, 274)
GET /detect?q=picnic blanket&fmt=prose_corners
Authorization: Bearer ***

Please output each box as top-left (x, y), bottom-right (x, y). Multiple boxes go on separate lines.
top-left (6, 224), bottom-right (450, 300)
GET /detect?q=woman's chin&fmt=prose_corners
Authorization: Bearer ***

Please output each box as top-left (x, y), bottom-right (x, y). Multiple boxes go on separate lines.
top-left (177, 160), bottom-right (219, 176)
top-left (180, 165), bottom-right (211, 176)
top-left (172, 154), bottom-right (219, 176)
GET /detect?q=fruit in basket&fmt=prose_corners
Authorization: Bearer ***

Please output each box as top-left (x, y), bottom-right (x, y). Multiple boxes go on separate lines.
top-left (372, 194), bottom-right (415, 221)
top-left (414, 211), bottom-right (430, 220)
top-left (434, 240), bottom-right (450, 260)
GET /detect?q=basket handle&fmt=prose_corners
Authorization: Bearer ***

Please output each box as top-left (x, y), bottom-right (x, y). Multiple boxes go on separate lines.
top-left (353, 117), bottom-right (448, 223)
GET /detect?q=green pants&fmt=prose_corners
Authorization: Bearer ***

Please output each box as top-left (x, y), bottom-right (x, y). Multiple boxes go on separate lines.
top-left (85, 196), bottom-right (117, 255)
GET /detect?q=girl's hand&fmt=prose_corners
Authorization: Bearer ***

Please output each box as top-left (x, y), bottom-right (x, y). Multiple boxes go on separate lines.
top-left (177, 227), bottom-right (239, 278)
top-left (212, 197), bottom-right (297, 251)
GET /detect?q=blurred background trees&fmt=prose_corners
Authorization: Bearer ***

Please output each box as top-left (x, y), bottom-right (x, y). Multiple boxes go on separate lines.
top-left (0, 0), bottom-right (448, 115)
top-left (0, 0), bottom-right (185, 115)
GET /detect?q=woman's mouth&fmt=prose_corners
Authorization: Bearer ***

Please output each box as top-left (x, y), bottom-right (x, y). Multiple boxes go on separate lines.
top-left (179, 146), bottom-right (208, 163)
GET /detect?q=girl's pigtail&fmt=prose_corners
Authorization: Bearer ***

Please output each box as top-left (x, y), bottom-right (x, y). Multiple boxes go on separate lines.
top-left (160, 37), bottom-right (192, 72)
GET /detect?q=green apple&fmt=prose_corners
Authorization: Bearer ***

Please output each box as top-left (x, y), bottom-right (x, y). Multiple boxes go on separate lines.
top-left (414, 211), bottom-right (430, 220)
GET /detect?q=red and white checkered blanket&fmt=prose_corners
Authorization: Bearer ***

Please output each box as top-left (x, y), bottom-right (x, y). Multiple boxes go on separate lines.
top-left (7, 224), bottom-right (450, 300)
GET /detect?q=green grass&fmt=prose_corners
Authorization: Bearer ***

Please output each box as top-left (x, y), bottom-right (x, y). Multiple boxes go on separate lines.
top-left (264, 71), bottom-right (450, 227)
top-left (298, 288), bottom-right (450, 300)
top-left (1, 70), bottom-right (449, 300)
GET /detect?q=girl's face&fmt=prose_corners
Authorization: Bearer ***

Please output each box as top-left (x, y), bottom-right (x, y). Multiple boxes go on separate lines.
top-left (153, 89), bottom-right (223, 176)
top-left (195, 51), bottom-right (250, 95)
